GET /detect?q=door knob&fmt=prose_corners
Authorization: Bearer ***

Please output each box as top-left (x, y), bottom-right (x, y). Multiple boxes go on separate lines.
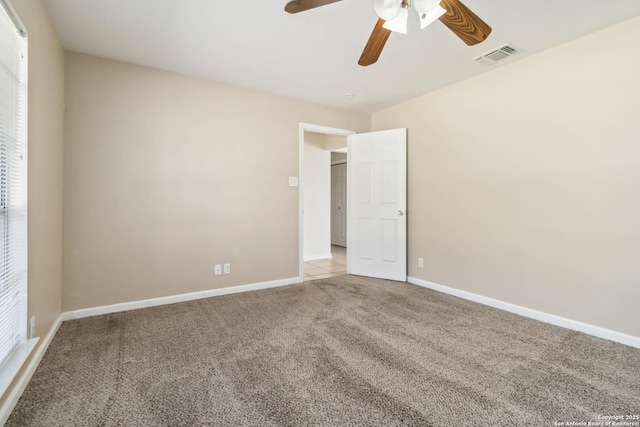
top-left (398, 210), bottom-right (405, 216)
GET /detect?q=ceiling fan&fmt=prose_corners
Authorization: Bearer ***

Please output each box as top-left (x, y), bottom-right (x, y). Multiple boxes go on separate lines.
top-left (284, 0), bottom-right (492, 66)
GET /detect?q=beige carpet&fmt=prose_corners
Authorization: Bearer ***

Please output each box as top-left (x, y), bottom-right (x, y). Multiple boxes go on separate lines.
top-left (8, 275), bottom-right (640, 426)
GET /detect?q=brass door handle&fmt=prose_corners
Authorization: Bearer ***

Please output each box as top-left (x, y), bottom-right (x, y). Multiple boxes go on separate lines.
top-left (398, 210), bottom-right (405, 216)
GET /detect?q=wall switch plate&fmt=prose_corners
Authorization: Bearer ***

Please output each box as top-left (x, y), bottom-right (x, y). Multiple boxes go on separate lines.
top-left (223, 263), bottom-right (231, 275)
top-left (288, 176), bottom-right (298, 187)
top-left (418, 258), bottom-right (424, 268)
top-left (214, 264), bottom-right (222, 275)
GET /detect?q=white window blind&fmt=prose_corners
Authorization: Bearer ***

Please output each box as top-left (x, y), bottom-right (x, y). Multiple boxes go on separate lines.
top-left (0, 0), bottom-right (29, 390)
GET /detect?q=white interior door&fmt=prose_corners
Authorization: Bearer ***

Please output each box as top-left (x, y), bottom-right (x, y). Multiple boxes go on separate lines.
top-left (348, 128), bottom-right (407, 281)
top-left (331, 163), bottom-right (347, 247)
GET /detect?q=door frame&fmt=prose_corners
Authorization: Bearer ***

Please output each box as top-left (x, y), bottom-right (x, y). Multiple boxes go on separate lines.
top-left (298, 123), bottom-right (355, 282)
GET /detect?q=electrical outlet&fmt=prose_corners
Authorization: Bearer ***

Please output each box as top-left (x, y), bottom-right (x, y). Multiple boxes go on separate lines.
top-left (418, 258), bottom-right (424, 268)
top-left (29, 316), bottom-right (36, 338)
top-left (223, 263), bottom-right (231, 275)
top-left (214, 264), bottom-right (222, 275)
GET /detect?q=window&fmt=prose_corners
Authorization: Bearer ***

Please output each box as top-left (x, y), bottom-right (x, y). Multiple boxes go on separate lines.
top-left (0, 0), bottom-right (32, 397)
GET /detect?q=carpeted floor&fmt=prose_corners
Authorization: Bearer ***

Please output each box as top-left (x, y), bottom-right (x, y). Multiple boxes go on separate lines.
top-left (7, 275), bottom-right (640, 426)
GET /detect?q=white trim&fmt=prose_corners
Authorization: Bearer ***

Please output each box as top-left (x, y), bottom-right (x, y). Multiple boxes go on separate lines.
top-left (407, 277), bottom-right (640, 349)
top-left (0, 339), bottom-right (38, 398)
top-left (1, 0), bottom-right (27, 36)
top-left (299, 123), bottom-right (355, 136)
top-left (298, 123), bottom-right (355, 283)
top-left (0, 314), bottom-right (63, 425)
top-left (303, 253), bottom-right (333, 262)
top-left (62, 277), bottom-right (301, 321)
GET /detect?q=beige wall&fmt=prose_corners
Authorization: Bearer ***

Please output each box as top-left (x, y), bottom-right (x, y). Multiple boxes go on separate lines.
top-left (373, 17), bottom-right (640, 337)
top-left (303, 132), bottom-right (348, 261)
top-left (0, 0), bottom-right (65, 407)
top-left (303, 132), bottom-right (331, 260)
top-left (63, 52), bottom-right (369, 310)
top-left (325, 135), bottom-right (347, 152)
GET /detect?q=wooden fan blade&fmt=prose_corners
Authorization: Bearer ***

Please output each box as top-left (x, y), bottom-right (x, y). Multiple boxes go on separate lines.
top-left (438, 0), bottom-right (491, 46)
top-left (284, 0), bottom-right (341, 14)
top-left (358, 18), bottom-right (392, 67)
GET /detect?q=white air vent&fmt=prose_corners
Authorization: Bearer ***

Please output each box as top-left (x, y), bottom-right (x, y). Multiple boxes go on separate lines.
top-left (473, 44), bottom-right (521, 65)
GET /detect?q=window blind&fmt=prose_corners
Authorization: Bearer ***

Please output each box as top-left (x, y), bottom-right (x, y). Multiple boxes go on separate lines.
top-left (0, 0), bottom-right (28, 375)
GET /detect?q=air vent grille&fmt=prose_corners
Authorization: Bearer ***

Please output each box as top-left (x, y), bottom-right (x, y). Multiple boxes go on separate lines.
top-left (473, 44), bottom-right (521, 65)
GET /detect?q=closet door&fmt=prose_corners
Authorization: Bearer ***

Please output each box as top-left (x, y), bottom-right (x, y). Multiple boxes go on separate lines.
top-left (331, 163), bottom-right (347, 247)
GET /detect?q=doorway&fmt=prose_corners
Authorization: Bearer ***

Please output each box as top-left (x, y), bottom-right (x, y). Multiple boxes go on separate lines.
top-left (298, 123), bottom-right (354, 282)
top-left (302, 148), bottom-right (348, 282)
top-left (298, 124), bottom-right (407, 283)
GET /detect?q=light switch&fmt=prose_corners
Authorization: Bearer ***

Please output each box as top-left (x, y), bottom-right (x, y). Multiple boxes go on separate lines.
top-left (288, 176), bottom-right (298, 187)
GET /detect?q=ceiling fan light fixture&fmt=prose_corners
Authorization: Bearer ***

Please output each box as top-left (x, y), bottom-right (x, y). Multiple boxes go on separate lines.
top-left (418, 4), bottom-right (446, 29)
top-left (284, 0), bottom-right (492, 67)
top-left (382, 7), bottom-right (408, 34)
top-left (414, 0), bottom-right (439, 13)
top-left (374, 0), bottom-right (401, 21)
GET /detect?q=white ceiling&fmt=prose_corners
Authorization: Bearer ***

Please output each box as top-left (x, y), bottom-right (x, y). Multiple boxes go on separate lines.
top-left (42, 0), bottom-right (640, 113)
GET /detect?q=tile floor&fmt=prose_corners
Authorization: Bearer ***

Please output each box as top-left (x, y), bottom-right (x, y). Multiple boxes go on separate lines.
top-left (304, 245), bottom-right (347, 282)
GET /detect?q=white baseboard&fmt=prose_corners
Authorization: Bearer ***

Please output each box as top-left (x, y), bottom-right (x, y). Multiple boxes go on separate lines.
top-left (62, 277), bottom-right (301, 321)
top-left (407, 277), bottom-right (640, 349)
top-left (303, 253), bottom-right (333, 262)
top-left (0, 314), bottom-right (63, 425)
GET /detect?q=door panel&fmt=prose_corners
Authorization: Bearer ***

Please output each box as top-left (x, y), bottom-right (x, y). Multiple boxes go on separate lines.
top-left (357, 219), bottom-right (374, 260)
top-left (381, 219), bottom-right (398, 262)
top-left (348, 128), bottom-right (407, 281)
